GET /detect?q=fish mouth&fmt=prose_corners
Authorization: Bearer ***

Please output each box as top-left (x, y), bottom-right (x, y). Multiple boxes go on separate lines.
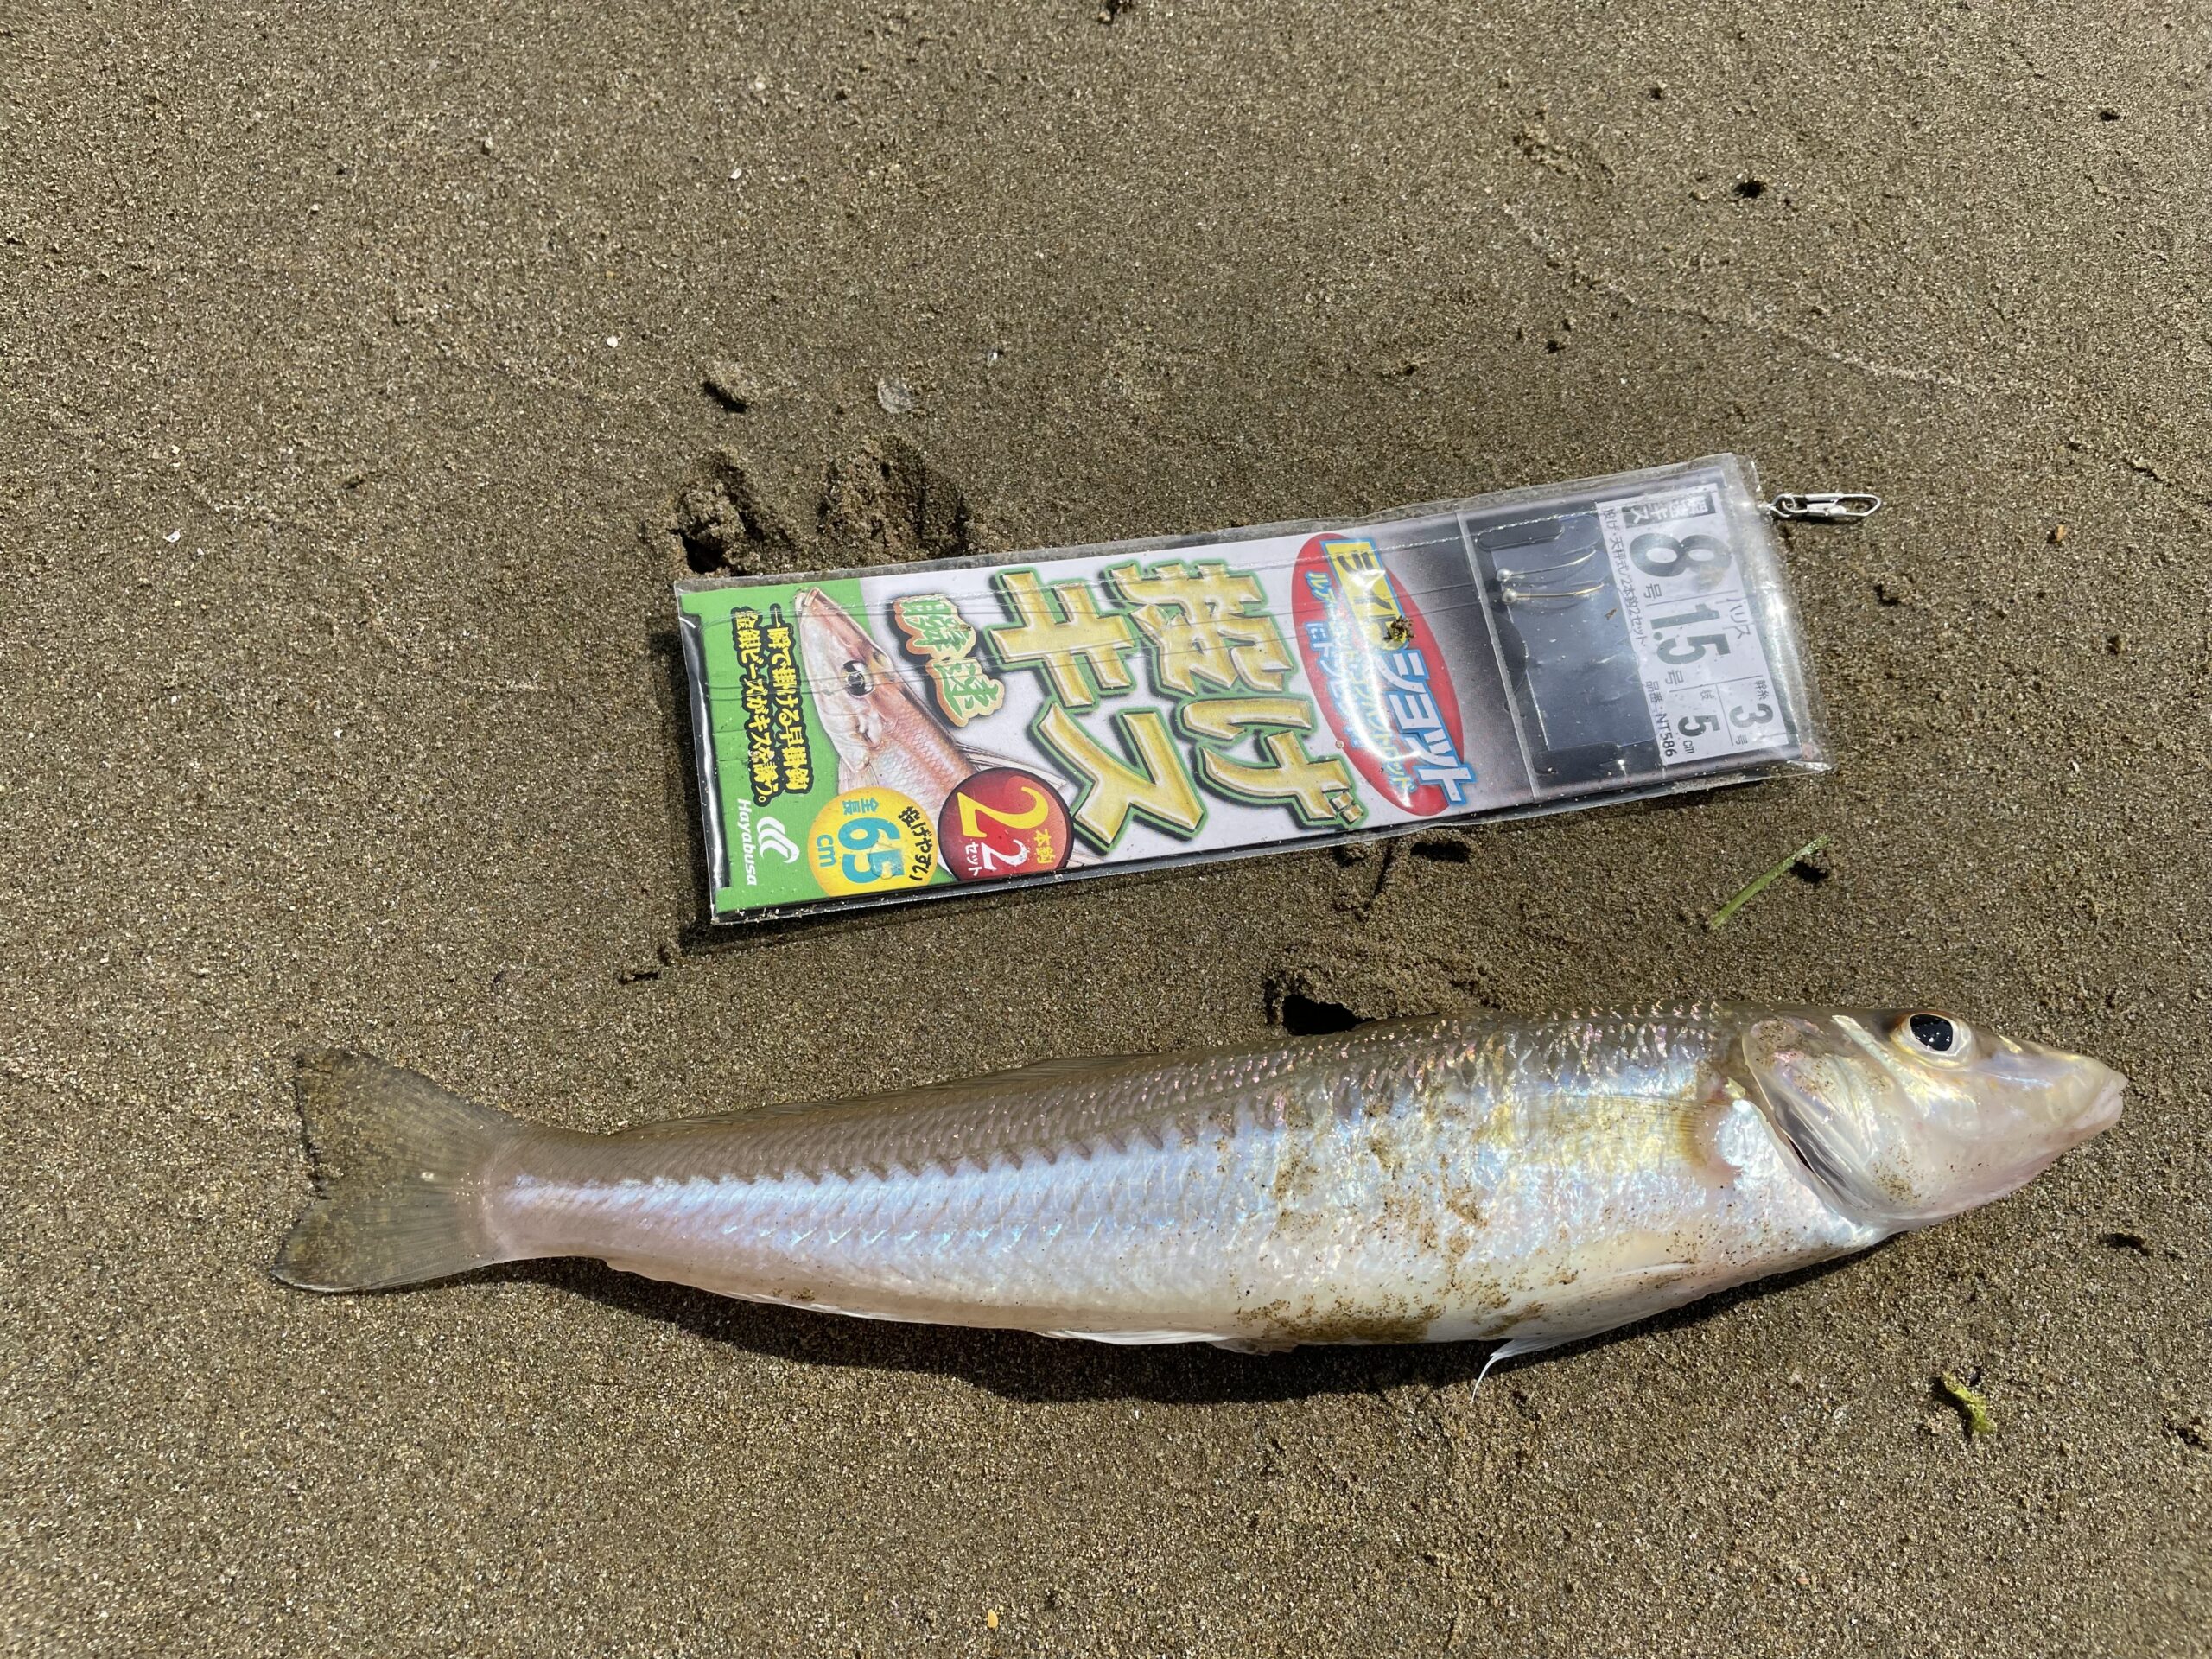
top-left (2081, 1075), bottom-right (2126, 1135)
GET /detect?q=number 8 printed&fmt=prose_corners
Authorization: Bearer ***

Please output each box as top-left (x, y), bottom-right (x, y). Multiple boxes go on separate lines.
top-left (1630, 531), bottom-right (1731, 583)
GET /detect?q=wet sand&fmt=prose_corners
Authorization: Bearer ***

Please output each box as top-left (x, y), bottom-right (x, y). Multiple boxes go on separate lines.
top-left (3, 3), bottom-right (2206, 1653)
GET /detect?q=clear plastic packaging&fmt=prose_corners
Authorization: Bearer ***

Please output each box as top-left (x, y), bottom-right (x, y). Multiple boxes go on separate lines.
top-left (676, 454), bottom-right (1825, 922)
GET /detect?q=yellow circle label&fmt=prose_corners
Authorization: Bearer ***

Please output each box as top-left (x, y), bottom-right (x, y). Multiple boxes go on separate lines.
top-left (806, 788), bottom-right (938, 897)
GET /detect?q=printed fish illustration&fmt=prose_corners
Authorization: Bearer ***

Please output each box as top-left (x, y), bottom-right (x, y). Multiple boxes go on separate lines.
top-left (272, 1005), bottom-right (2122, 1362)
top-left (793, 586), bottom-right (980, 823)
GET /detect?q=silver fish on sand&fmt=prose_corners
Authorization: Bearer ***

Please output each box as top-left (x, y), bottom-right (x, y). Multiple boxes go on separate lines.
top-left (272, 1005), bottom-right (2122, 1360)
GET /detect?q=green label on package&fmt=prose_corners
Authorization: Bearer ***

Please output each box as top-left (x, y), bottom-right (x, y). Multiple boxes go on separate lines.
top-left (677, 454), bottom-right (1827, 921)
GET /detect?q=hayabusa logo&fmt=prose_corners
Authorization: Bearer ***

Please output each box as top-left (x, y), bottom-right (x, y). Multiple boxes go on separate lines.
top-left (755, 818), bottom-right (800, 863)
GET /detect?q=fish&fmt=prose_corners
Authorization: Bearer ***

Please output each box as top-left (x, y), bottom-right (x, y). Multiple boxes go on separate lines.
top-left (792, 586), bottom-right (979, 823)
top-left (270, 1005), bottom-right (2123, 1361)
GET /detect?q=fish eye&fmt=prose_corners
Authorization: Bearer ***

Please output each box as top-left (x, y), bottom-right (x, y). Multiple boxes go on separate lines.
top-left (1895, 1012), bottom-right (1974, 1062)
top-left (841, 660), bottom-right (873, 696)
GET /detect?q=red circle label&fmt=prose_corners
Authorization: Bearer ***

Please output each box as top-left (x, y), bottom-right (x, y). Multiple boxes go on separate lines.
top-left (1289, 532), bottom-right (1468, 816)
top-left (937, 768), bottom-right (1073, 885)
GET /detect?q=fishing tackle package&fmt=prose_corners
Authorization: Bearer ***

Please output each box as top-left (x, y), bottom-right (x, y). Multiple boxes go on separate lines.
top-left (675, 454), bottom-right (1836, 922)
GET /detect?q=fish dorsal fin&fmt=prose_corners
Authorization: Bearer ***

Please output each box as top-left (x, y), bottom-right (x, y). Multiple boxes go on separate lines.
top-left (626, 1053), bottom-right (1156, 1132)
top-left (755, 1053), bottom-right (1151, 1118)
top-left (958, 1054), bottom-right (1147, 1088)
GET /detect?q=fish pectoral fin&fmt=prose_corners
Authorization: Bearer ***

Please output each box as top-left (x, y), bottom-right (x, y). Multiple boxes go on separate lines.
top-left (1474, 1334), bottom-right (1566, 1392)
top-left (1482, 1259), bottom-right (1704, 1383)
top-left (1035, 1328), bottom-right (1235, 1346)
top-left (1484, 1333), bottom-right (1565, 1368)
top-left (1211, 1337), bottom-right (1298, 1356)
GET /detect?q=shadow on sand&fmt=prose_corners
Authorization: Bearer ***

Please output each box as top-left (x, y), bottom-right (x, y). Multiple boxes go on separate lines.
top-left (469, 1245), bottom-right (1891, 1407)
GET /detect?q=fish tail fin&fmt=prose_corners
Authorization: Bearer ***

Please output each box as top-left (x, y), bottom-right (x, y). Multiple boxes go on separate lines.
top-left (271, 1050), bottom-right (531, 1293)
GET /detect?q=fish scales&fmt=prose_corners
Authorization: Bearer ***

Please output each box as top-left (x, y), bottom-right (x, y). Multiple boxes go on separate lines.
top-left (272, 1007), bottom-right (2124, 1356)
top-left (482, 1017), bottom-right (1825, 1337)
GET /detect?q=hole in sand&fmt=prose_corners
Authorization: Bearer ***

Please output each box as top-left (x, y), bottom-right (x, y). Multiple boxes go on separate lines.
top-left (670, 453), bottom-right (800, 576)
top-left (1410, 835), bottom-right (1472, 864)
top-left (1274, 993), bottom-right (1363, 1037)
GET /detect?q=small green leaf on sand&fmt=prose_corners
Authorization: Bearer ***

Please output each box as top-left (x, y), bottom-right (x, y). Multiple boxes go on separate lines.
top-left (1707, 835), bottom-right (1832, 931)
top-left (1937, 1371), bottom-right (1997, 1439)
